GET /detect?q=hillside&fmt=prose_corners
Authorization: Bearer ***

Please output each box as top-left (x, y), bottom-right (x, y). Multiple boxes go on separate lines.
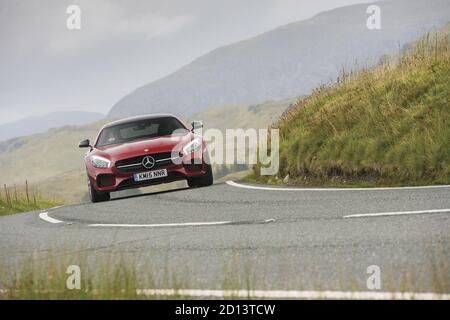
top-left (192, 98), bottom-right (295, 131)
top-left (0, 111), bottom-right (104, 142)
top-left (108, 0), bottom-right (450, 119)
top-left (0, 99), bottom-right (292, 202)
top-left (249, 28), bottom-right (450, 186)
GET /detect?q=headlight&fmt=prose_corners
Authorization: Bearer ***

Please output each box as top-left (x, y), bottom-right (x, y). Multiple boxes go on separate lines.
top-left (183, 138), bottom-right (202, 155)
top-left (91, 155), bottom-right (111, 168)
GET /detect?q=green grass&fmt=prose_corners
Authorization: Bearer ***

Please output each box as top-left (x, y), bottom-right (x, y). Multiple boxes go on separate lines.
top-left (249, 30), bottom-right (450, 187)
top-left (0, 182), bottom-right (63, 216)
top-left (0, 247), bottom-right (448, 299)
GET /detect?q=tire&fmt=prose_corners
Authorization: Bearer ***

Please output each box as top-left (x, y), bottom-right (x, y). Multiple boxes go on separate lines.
top-left (187, 164), bottom-right (214, 188)
top-left (88, 176), bottom-right (110, 203)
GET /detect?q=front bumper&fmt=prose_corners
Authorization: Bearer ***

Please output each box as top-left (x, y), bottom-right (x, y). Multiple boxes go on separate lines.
top-left (87, 162), bottom-right (208, 192)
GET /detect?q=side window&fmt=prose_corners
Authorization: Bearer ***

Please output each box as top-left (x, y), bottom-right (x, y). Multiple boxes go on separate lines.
top-left (97, 128), bottom-right (119, 146)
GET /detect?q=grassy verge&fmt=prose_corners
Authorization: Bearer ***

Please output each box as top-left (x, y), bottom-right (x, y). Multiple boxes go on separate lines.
top-left (0, 182), bottom-right (63, 216)
top-left (0, 246), bottom-right (448, 299)
top-left (249, 30), bottom-right (450, 187)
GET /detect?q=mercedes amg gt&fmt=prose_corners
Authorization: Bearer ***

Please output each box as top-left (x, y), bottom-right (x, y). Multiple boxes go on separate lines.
top-left (79, 114), bottom-right (213, 202)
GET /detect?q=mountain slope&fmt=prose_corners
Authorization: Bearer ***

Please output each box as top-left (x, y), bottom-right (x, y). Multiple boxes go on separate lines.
top-left (0, 111), bottom-right (104, 142)
top-left (109, 0), bottom-right (450, 118)
top-left (250, 28), bottom-right (450, 186)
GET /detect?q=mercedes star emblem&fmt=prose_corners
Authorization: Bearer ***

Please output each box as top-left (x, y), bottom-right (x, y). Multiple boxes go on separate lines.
top-left (142, 155), bottom-right (156, 169)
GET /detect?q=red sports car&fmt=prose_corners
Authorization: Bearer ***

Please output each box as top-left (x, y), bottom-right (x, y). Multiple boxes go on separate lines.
top-left (79, 114), bottom-right (213, 202)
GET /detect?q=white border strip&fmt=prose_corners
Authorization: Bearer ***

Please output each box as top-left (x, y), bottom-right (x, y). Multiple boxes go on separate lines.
top-left (226, 180), bottom-right (450, 191)
top-left (344, 208), bottom-right (450, 219)
top-left (137, 288), bottom-right (449, 300)
top-left (2, 288), bottom-right (446, 300)
top-left (38, 212), bottom-right (64, 224)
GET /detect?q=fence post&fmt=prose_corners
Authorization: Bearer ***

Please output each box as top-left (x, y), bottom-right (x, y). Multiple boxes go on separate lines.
top-left (25, 180), bottom-right (30, 204)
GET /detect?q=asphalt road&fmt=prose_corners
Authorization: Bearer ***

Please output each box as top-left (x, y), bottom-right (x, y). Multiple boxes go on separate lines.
top-left (1, 181), bottom-right (449, 293)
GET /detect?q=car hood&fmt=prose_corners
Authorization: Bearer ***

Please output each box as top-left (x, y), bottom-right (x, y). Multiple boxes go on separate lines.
top-left (94, 132), bottom-right (193, 160)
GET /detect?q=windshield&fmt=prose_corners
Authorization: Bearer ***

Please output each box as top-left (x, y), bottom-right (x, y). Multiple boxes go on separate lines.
top-left (96, 117), bottom-right (188, 147)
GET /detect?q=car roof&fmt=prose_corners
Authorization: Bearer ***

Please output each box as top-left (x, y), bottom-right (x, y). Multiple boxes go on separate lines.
top-left (102, 114), bottom-right (179, 129)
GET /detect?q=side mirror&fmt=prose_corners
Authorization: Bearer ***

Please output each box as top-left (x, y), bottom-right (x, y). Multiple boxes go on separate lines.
top-left (79, 139), bottom-right (91, 148)
top-left (191, 121), bottom-right (203, 132)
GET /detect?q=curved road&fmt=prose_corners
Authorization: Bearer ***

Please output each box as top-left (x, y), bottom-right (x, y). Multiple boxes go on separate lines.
top-left (1, 181), bottom-right (449, 294)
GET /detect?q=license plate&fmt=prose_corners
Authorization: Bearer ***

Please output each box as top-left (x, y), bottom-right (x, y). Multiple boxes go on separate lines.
top-left (133, 169), bottom-right (168, 182)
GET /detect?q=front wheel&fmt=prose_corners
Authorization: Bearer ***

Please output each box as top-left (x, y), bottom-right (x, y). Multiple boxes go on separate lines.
top-left (187, 165), bottom-right (213, 188)
top-left (88, 177), bottom-right (110, 203)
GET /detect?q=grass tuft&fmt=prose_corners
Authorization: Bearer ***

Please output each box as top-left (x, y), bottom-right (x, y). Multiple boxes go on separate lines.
top-left (0, 181), bottom-right (63, 216)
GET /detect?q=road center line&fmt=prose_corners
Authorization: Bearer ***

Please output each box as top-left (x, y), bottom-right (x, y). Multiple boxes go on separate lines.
top-left (226, 180), bottom-right (450, 191)
top-left (89, 221), bottom-right (231, 228)
top-left (136, 288), bottom-right (449, 300)
top-left (343, 208), bottom-right (450, 218)
top-left (89, 219), bottom-right (275, 228)
top-left (37, 210), bottom-right (275, 228)
top-left (38, 212), bottom-right (64, 224)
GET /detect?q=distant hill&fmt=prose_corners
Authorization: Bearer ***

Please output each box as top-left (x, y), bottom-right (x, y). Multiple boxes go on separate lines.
top-left (108, 0), bottom-right (450, 119)
top-left (0, 111), bottom-right (104, 142)
top-left (249, 26), bottom-right (450, 187)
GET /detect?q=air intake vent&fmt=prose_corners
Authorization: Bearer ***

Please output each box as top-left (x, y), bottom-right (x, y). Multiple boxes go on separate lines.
top-left (97, 174), bottom-right (115, 187)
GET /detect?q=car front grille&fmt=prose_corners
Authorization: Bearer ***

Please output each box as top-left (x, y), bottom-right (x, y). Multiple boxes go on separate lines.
top-left (115, 152), bottom-right (179, 173)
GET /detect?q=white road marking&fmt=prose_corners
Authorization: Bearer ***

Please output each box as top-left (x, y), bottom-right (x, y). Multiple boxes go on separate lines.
top-left (226, 180), bottom-right (450, 191)
top-left (89, 221), bottom-right (232, 228)
top-left (37, 209), bottom-right (275, 228)
top-left (344, 208), bottom-right (450, 218)
top-left (38, 212), bottom-right (64, 224)
top-left (136, 288), bottom-right (449, 300)
top-left (89, 219), bottom-right (275, 228)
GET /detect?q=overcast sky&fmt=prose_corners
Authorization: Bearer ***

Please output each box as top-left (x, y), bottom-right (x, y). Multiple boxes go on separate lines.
top-left (0, 0), bottom-right (375, 124)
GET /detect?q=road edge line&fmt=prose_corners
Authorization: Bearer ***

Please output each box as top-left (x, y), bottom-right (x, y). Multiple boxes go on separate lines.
top-left (226, 180), bottom-right (450, 191)
top-left (343, 208), bottom-right (450, 218)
